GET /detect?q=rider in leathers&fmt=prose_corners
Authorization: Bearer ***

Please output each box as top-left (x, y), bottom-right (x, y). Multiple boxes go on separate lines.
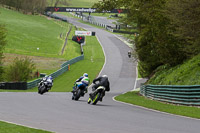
top-left (72, 73), bottom-right (89, 100)
top-left (89, 75), bottom-right (110, 101)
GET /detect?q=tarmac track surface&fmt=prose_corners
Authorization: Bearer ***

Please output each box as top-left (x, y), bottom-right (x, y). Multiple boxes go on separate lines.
top-left (0, 18), bottom-right (200, 133)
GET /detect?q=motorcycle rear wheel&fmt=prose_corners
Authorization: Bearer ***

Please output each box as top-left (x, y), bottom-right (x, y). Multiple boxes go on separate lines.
top-left (92, 93), bottom-right (101, 105)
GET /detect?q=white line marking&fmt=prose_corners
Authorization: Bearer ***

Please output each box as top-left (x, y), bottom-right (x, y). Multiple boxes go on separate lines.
top-left (133, 62), bottom-right (138, 91)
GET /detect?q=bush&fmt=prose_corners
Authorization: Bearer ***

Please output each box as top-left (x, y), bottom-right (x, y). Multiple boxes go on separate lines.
top-left (5, 57), bottom-right (36, 82)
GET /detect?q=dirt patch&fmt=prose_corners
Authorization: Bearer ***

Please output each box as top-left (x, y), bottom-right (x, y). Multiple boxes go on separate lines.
top-left (2, 53), bottom-right (66, 70)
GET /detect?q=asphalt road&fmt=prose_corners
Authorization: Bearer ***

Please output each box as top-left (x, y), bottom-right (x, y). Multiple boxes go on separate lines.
top-left (0, 17), bottom-right (200, 133)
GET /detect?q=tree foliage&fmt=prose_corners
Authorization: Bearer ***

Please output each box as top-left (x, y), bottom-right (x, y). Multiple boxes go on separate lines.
top-left (0, 0), bottom-right (69, 14)
top-left (0, 0), bottom-right (47, 14)
top-left (5, 57), bottom-right (36, 82)
top-left (93, 0), bottom-right (200, 78)
top-left (166, 0), bottom-right (200, 57)
top-left (49, 0), bottom-right (69, 7)
top-left (0, 24), bottom-right (6, 81)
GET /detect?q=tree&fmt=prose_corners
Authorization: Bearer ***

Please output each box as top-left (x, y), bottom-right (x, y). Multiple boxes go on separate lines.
top-left (1, 0), bottom-right (47, 14)
top-left (49, 0), bottom-right (69, 13)
top-left (5, 57), bottom-right (36, 82)
top-left (0, 24), bottom-right (7, 81)
top-left (50, 0), bottom-right (69, 7)
top-left (93, 0), bottom-right (191, 77)
top-left (166, 0), bottom-right (200, 57)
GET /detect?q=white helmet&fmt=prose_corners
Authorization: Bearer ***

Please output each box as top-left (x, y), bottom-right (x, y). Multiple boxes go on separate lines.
top-left (102, 75), bottom-right (108, 78)
top-left (83, 73), bottom-right (88, 77)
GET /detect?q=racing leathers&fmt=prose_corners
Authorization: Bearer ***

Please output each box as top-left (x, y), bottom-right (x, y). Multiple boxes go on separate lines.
top-left (73, 76), bottom-right (90, 93)
top-left (92, 76), bottom-right (110, 92)
top-left (89, 76), bottom-right (110, 101)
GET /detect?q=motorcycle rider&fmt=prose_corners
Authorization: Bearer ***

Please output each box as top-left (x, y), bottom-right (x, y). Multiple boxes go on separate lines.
top-left (88, 75), bottom-right (110, 102)
top-left (41, 75), bottom-right (53, 89)
top-left (38, 75), bottom-right (53, 94)
top-left (72, 73), bottom-right (90, 99)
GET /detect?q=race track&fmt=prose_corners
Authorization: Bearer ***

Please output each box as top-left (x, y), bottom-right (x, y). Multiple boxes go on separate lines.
top-left (0, 17), bottom-right (200, 133)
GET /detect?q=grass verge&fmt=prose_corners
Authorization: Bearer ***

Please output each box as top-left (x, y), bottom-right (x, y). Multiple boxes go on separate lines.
top-left (0, 121), bottom-right (51, 133)
top-left (147, 54), bottom-right (200, 85)
top-left (115, 91), bottom-right (200, 119)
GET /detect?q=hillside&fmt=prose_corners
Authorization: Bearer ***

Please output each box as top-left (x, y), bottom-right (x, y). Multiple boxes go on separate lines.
top-left (0, 7), bottom-right (82, 74)
top-left (0, 8), bottom-right (68, 58)
top-left (0, 7), bottom-right (105, 88)
top-left (147, 54), bottom-right (200, 85)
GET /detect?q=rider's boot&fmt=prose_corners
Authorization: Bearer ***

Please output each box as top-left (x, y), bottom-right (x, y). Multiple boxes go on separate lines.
top-left (89, 93), bottom-right (93, 100)
top-left (100, 97), bottom-right (103, 101)
top-left (88, 97), bottom-right (91, 104)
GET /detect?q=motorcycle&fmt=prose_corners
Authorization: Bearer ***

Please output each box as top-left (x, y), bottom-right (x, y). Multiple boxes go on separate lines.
top-left (88, 86), bottom-right (105, 105)
top-left (72, 83), bottom-right (87, 101)
top-left (38, 76), bottom-right (53, 95)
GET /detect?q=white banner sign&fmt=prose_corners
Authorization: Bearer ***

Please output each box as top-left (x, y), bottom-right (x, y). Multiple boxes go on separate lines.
top-left (75, 31), bottom-right (92, 36)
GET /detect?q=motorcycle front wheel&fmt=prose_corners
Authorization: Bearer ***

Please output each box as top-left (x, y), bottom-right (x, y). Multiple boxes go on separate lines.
top-left (38, 84), bottom-right (46, 95)
top-left (74, 89), bottom-right (82, 101)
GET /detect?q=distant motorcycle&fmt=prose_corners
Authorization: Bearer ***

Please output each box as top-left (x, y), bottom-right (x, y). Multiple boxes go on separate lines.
top-left (88, 86), bottom-right (105, 105)
top-left (72, 83), bottom-right (87, 101)
top-left (38, 76), bottom-right (53, 95)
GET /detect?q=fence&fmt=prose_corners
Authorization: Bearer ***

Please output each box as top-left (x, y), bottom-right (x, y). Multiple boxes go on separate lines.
top-left (27, 55), bottom-right (84, 89)
top-left (61, 55), bottom-right (84, 68)
top-left (140, 84), bottom-right (200, 106)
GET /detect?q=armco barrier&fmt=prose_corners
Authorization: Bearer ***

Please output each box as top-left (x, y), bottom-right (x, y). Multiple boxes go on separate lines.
top-left (49, 64), bottom-right (69, 79)
top-left (140, 84), bottom-right (200, 106)
top-left (61, 55), bottom-right (84, 68)
top-left (27, 55), bottom-right (84, 89)
top-left (27, 79), bottom-right (41, 89)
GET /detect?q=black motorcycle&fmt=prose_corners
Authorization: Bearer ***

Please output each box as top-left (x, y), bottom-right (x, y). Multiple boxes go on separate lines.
top-left (38, 76), bottom-right (53, 95)
top-left (88, 86), bottom-right (105, 105)
top-left (72, 83), bottom-right (87, 101)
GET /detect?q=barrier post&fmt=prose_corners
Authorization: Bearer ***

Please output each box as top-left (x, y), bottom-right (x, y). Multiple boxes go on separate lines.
top-left (68, 64), bottom-right (70, 70)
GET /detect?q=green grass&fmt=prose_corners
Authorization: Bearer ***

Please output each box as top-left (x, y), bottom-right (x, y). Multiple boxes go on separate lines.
top-left (115, 91), bottom-right (200, 119)
top-left (0, 7), bottom-right (85, 75)
top-left (0, 121), bottom-right (51, 133)
top-left (0, 8), bottom-right (69, 58)
top-left (63, 26), bottom-right (82, 60)
top-left (0, 36), bottom-right (104, 92)
top-left (147, 54), bottom-right (200, 85)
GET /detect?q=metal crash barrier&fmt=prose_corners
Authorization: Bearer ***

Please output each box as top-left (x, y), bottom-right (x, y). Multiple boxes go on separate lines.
top-left (140, 84), bottom-right (200, 106)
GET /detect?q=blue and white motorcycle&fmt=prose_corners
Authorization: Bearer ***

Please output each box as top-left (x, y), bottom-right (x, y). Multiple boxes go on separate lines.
top-left (38, 76), bottom-right (53, 95)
